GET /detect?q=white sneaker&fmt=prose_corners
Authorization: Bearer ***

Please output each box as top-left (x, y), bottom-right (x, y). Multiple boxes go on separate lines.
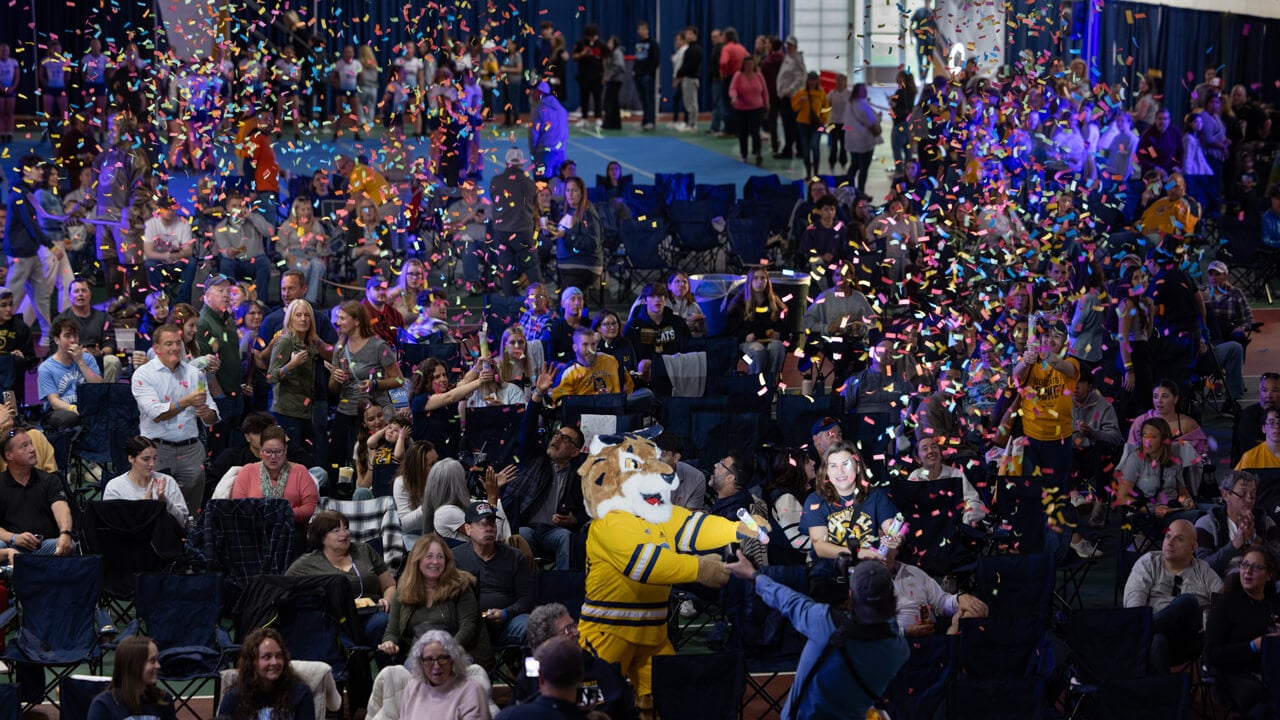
top-left (1070, 537), bottom-right (1101, 558)
top-left (574, 119), bottom-right (587, 129)
top-left (679, 124), bottom-right (696, 133)
top-left (678, 599), bottom-right (697, 618)
top-left (671, 122), bottom-right (687, 132)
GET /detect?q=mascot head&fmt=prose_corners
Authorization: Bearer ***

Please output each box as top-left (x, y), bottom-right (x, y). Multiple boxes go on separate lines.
top-left (579, 432), bottom-right (679, 525)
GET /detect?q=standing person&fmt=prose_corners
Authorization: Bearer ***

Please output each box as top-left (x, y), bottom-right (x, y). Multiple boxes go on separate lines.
top-left (490, 149), bottom-right (541, 295)
top-left (844, 83), bottom-right (879, 195)
top-left (601, 37), bottom-right (625, 131)
top-left (495, 635), bottom-right (592, 720)
top-left (707, 29), bottom-right (726, 135)
top-left (528, 81), bottom-right (568, 179)
top-left (571, 24), bottom-right (605, 128)
top-left (356, 45), bottom-right (381, 136)
top-left (38, 40), bottom-right (71, 143)
top-left (331, 45), bottom-right (362, 139)
top-left (669, 31), bottom-right (688, 130)
top-left (0, 44), bottom-right (19, 143)
top-left (633, 22), bottom-right (659, 131)
top-left (718, 28), bottom-right (749, 136)
top-left (217, 629), bottom-right (315, 720)
top-left (676, 27), bottom-right (702, 133)
top-left (549, 177), bottom-right (602, 295)
top-left (910, 0), bottom-right (937, 80)
top-left (57, 277), bottom-right (119, 383)
top-left (328, 300), bottom-right (404, 471)
top-left (132, 323), bottom-right (219, 513)
top-left (729, 56), bottom-right (768, 166)
top-left (5, 155), bottom-right (59, 346)
top-left (87, 636), bottom-right (176, 720)
top-left (773, 36), bottom-right (805, 160)
top-left (724, 551), bottom-right (909, 720)
top-left (888, 71), bottom-right (916, 172)
top-left (233, 106), bottom-right (280, 217)
top-left (791, 72), bottom-right (830, 178)
top-left (759, 37), bottom-right (784, 155)
top-left (267, 299), bottom-right (321, 442)
top-left (81, 38), bottom-right (111, 134)
top-left (826, 73), bottom-right (850, 171)
top-left (93, 112), bottom-right (148, 301)
top-left (196, 274), bottom-right (244, 458)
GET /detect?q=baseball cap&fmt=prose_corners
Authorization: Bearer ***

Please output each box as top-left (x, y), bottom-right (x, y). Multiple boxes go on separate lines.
top-left (465, 500), bottom-right (498, 524)
top-left (849, 560), bottom-right (896, 624)
top-left (811, 417), bottom-right (840, 437)
top-left (1206, 260), bottom-right (1228, 275)
top-left (203, 274), bottom-right (232, 290)
top-left (505, 147), bottom-right (527, 165)
top-left (534, 80), bottom-right (552, 94)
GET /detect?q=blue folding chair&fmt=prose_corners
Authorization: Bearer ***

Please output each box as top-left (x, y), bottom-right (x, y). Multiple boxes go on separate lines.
top-left (887, 635), bottom-right (952, 720)
top-left (948, 676), bottom-right (1047, 720)
top-left (775, 393), bottom-right (844, 449)
top-left (1099, 674), bottom-right (1190, 720)
top-left (655, 172), bottom-right (695, 207)
top-left (1064, 607), bottom-right (1153, 720)
top-left (533, 571), bottom-right (586, 618)
top-left (0, 685), bottom-right (19, 720)
top-left (135, 573), bottom-right (235, 720)
top-left (743, 174), bottom-right (783, 201)
top-left (0, 555), bottom-right (106, 711)
top-left (617, 219), bottom-right (669, 296)
top-left (668, 200), bottom-right (721, 274)
top-left (975, 554), bottom-right (1056, 625)
top-left (58, 676), bottom-right (109, 720)
top-left (189, 499), bottom-right (296, 611)
top-left (694, 183), bottom-right (736, 220)
top-left (726, 217), bottom-right (768, 270)
top-left (652, 652), bottom-right (745, 720)
top-left (624, 184), bottom-right (662, 221)
top-left (464, 404), bottom-right (526, 469)
top-left (73, 383), bottom-right (141, 482)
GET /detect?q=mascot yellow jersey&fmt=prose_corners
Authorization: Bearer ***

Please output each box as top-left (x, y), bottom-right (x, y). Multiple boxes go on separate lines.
top-left (580, 506), bottom-right (738, 646)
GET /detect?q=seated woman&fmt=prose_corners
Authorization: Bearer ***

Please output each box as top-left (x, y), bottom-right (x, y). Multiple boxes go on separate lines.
top-left (399, 630), bottom-right (491, 720)
top-left (394, 441), bottom-right (440, 548)
top-left (1204, 546), bottom-right (1280, 718)
top-left (286, 510), bottom-right (395, 647)
top-left (1126, 380), bottom-right (1209, 457)
top-left (378, 534), bottom-right (492, 668)
top-left (103, 436), bottom-right (189, 523)
top-left (906, 436), bottom-right (987, 526)
top-left (230, 426), bottom-right (319, 529)
top-left (665, 271), bottom-right (706, 336)
top-left (1235, 406), bottom-right (1280, 471)
top-left (593, 310), bottom-right (643, 381)
top-left (1114, 417), bottom-right (1200, 529)
top-left (87, 636), bottom-right (176, 720)
top-left (423, 458), bottom-right (512, 543)
top-left (762, 448), bottom-right (814, 567)
top-left (725, 267), bottom-right (789, 379)
top-left (409, 357), bottom-right (491, 459)
top-left (218, 628), bottom-right (315, 720)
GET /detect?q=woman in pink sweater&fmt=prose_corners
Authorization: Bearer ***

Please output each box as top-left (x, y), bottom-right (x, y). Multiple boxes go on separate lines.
top-left (399, 630), bottom-right (491, 719)
top-left (730, 56), bottom-right (770, 166)
top-left (231, 425), bottom-right (319, 526)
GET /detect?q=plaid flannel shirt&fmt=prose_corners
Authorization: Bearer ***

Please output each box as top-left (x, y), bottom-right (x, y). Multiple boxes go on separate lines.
top-left (190, 498), bottom-right (295, 591)
top-left (319, 496), bottom-right (408, 573)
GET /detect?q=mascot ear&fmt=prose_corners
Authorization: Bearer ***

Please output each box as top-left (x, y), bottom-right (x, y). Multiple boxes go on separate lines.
top-left (588, 435), bottom-right (615, 457)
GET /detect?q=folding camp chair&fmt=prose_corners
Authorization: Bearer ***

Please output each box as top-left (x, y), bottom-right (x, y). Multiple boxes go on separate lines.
top-left (889, 477), bottom-right (984, 578)
top-left (948, 676), bottom-right (1047, 720)
top-left (0, 685), bottom-right (17, 720)
top-left (668, 200), bottom-right (722, 274)
top-left (319, 496), bottom-right (409, 574)
top-left (80, 500), bottom-right (187, 624)
top-left (722, 565), bottom-right (808, 719)
top-left (560, 393), bottom-right (645, 435)
top-left (652, 652), bottom-right (745, 720)
top-left (71, 383), bottom-right (141, 487)
top-left (1063, 606), bottom-right (1153, 719)
top-left (743, 174), bottom-right (783, 201)
top-left (135, 573), bottom-right (235, 720)
top-left (59, 676), bottom-right (109, 720)
top-left (0, 555), bottom-right (107, 711)
top-left (694, 183), bottom-right (736, 220)
top-left (975, 554), bottom-right (1056, 624)
top-left (775, 393), bottom-right (844, 449)
top-left (533, 570), bottom-right (586, 618)
top-left (655, 172), bottom-right (695, 207)
top-left (887, 635), bottom-right (953, 720)
top-left (1098, 674), bottom-right (1190, 720)
top-left (1261, 636), bottom-right (1280, 715)
top-left (624, 184), bottom-right (662, 221)
top-left (464, 404), bottom-right (526, 470)
top-left (189, 498), bottom-right (296, 612)
top-left (616, 218), bottom-right (669, 296)
top-left (726, 217), bottom-right (769, 270)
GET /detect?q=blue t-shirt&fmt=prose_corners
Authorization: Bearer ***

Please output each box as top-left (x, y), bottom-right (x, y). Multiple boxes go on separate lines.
top-left (37, 351), bottom-right (99, 410)
top-left (799, 488), bottom-right (898, 578)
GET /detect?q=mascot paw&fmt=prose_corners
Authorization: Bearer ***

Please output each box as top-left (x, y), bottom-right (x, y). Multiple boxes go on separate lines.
top-left (735, 514), bottom-right (771, 542)
top-left (696, 553), bottom-right (730, 587)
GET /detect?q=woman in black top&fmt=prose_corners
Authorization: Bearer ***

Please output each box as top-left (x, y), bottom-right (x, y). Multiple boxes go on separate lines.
top-left (409, 357), bottom-right (490, 459)
top-left (889, 70), bottom-right (917, 173)
top-left (1204, 545), bottom-right (1280, 716)
top-left (726, 267), bottom-right (789, 379)
top-left (88, 636), bottom-right (177, 720)
top-left (594, 310), bottom-right (640, 384)
top-left (218, 629), bottom-right (315, 720)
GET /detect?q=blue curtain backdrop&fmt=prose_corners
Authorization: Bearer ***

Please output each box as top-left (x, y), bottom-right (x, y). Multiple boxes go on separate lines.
top-left (1013, 1), bottom-right (1280, 118)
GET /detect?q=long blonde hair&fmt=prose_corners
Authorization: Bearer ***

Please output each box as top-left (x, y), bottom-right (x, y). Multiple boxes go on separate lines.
top-left (282, 299), bottom-right (318, 348)
top-left (496, 325), bottom-right (532, 383)
top-left (358, 45), bottom-right (379, 71)
top-left (398, 534), bottom-right (475, 606)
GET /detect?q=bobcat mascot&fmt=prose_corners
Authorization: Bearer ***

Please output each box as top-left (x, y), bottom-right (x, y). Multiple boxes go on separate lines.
top-left (577, 431), bottom-right (762, 717)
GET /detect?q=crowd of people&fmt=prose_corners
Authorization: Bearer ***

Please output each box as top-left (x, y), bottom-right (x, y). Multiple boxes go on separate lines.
top-left (1, 10), bottom-right (1280, 720)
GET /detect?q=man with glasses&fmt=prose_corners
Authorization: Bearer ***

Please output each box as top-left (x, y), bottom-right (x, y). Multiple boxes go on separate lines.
top-left (0, 428), bottom-right (75, 556)
top-left (502, 375), bottom-right (587, 570)
top-left (1196, 471), bottom-right (1277, 575)
top-left (1233, 373), bottom-right (1280, 464)
top-left (1123, 519), bottom-right (1223, 671)
top-left (709, 452), bottom-right (753, 521)
top-left (511, 603), bottom-right (632, 718)
top-left (519, 283), bottom-right (555, 341)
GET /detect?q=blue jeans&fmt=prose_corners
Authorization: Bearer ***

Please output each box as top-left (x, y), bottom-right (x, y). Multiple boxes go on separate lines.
top-left (519, 524), bottom-right (571, 570)
top-left (796, 124), bottom-right (820, 172)
top-left (144, 257), bottom-right (196, 304)
top-left (0, 537), bottom-right (62, 555)
top-left (219, 255), bottom-right (272, 297)
top-left (1150, 593), bottom-right (1202, 669)
top-left (496, 612), bottom-right (530, 648)
top-left (891, 123), bottom-right (911, 167)
top-left (1211, 341), bottom-right (1245, 399)
top-left (710, 79), bottom-right (725, 131)
top-left (636, 74), bottom-right (656, 127)
top-left (362, 609), bottom-right (389, 648)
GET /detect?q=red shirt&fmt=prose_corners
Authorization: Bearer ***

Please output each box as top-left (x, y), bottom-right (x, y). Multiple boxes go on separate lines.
top-left (362, 300), bottom-right (404, 347)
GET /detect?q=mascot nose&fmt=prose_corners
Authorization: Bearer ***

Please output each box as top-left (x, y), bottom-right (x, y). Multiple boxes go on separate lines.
top-left (662, 472), bottom-right (676, 485)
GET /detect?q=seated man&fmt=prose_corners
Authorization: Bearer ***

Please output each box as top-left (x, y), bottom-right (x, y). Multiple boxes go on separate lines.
top-left (56, 278), bottom-right (119, 383)
top-left (886, 544), bottom-right (989, 637)
top-left (1195, 471), bottom-right (1277, 576)
top-left (708, 452), bottom-right (753, 520)
top-left (655, 431), bottom-right (706, 512)
top-left (1137, 172), bottom-right (1200, 238)
top-left (213, 190), bottom-right (274, 297)
top-left (518, 283), bottom-right (555, 341)
top-left (141, 191), bottom-right (196, 304)
top-left (0, 428), bottom-right (74, 555)
top-left (0, 402), bottom-right (57, 474)
top-left (37, 317), bottom-right (102, 429)
top-left (550, 327), bottom-right (633, 402)
top-left (361, 275), bottom-right (404, 348)
top-left (1072, 370), bottom-right (1124, 526)
top-left (915, 363), bottom-right (982, 465)
top-left (502, 392), bottom-right (587, 571)
top-left (453, 500), bottom-right (535, 648)
top-left (801, 260), bottom-right (876, 384)
top-left (404, 288), bottom-right (454, 341)
top-left (1123, 519), bottom-right (1222, 670)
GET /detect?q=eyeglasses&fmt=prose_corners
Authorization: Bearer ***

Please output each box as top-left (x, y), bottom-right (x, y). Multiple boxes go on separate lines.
top-left (553, 431), bottom-right (582, 449)
top-left (1240, 560), bottom-right (1268, 573)
top-left (260, 448), bottom-right (286, 456)
top-left (419, 655), bottom-right (453, 666)
top-left (1170, 574), bottom-right (1183, 598)
top-left (715, 461), bottom-right (736, 476)
top-left (1230, 489), bottom-right (1258, 501)
top-left (558, 624), bottom-right (580, 637)
top-left (1266, 420), bottom-right (1280, 428)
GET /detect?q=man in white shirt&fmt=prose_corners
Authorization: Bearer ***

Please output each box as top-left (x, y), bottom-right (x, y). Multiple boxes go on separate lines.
top-left (131, 323), bottom-right (220, 512)
top-left (1096, 111), bottom-right (1140, 198)
top-left (141, 192), bottom-right (196, 304)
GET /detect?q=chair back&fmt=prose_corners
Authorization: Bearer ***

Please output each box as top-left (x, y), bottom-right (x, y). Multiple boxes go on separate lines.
top-left (318, 496), bottom-right (409, 573)
top-left (888, 477), bottom-right (972, 575)
top-left (0, 685), bottom-right (18, 720)
top-left (191, 499), bottom-right (296, 601)
top-left (75, 384), bottom-right (141, 474)
top-left (9, 555), bottom-right (103, 664)
top-left (975, 554), bottom-right (1056, 624)
top-left (956, 616), bottom-right (1052, 680)
top-left (888, 635), bottom-right (952, 720)
top-left (81, 500), bottom-right (187, 597)
top-left (371, 464), bottom-right (397, 498)
top-left (655, 172), bottom-right (695, 207)
top-left (238, 575), bottom-right (361, 679)
top-left (652, 652), bottom-right (745, 720)
top-left (1065, 607), bottom-right (1152, 683)
top-left (135, 572), bottom-right (228, 677)
top-left (464, 404), bottom-right (526, 469)
top-left (533, 570), bottom-right (586, 619)
top-left (776, 393), bottom-right (844, 449)
top-left (948, 676), bottom-right (1046, 719)
top-left (1098, 674), bottom-right (1189, 720)
top-left (58, 676), bottom-right (109, 720)
top-left (743, 174), bottom-right (782, 201)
